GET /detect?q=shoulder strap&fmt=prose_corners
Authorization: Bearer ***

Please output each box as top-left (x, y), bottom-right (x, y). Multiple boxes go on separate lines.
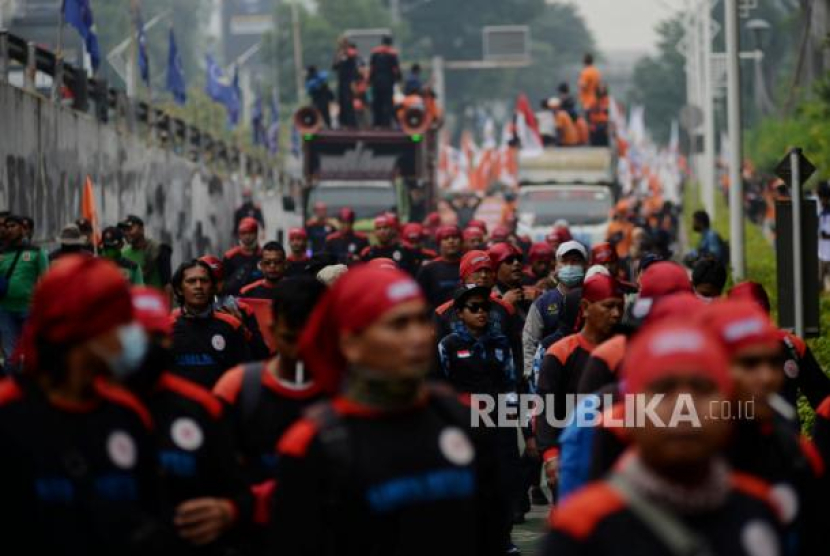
top-left (239, 362), bottom-right (265, 421)
top-left (4, 249), bottom-right (23, 280)
top-left (608, 473), bottom-right (714, 556)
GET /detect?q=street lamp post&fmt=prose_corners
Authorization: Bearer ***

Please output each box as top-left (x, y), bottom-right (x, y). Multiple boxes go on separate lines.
top-left (725, 0), bottom-right (746, 280)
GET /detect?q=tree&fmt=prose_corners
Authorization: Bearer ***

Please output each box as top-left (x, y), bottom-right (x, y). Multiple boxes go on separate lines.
top-left (628, 16), bottom-right (686, 145)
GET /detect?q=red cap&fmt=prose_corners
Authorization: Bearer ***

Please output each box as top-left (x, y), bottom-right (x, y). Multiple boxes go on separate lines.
top-left (547, 226), bottom-right (572, 244)
top-left (298, 266), bottom-right (424, 394)
top-left (642, 292), bottom-right (706, 327)
top-left (621, 320), bottom-right (731, 395)
top-left (488, 242), bottom-right (522, 267)
top-left (463, 227), bottom-right (484, 241)
top-left (528, 242), bottom-right (554, 263)
top-left (591, 242), bottom-right (618, 265)
top-left (460, 250), bottom-right (493, 279)
top-left (639, 262), bottom-right (692, 298)
top-left (18, 255), bottom-right (133, 372)
top-left (367, 257), bottom-right (398, 270)
top-left (401, 223), bottom-right (423, 242)
top-left (491, 225), bottom-right (510, 242)
top-left (289, 227), bottom-right (308, 240)
top-left (467, 219), bottom-right (488, 234)
top-left (374, 215), bottom-right (392, 229)
top-left (238, 217), bottom-right (259, 233)
top-left (338, 207), bottom-right (356, 224)
top-left (435, 225), bottom-right (461, 243)
top-left (704, 299), bottom-right (780, 356)
top-left (728, 281), bottom-right (771, 314)
top-left (132, 286), bottom-right (172, 336)
top-left (199, 255), bottom-right (224, 282)
top-left (424, 212), bottom-right (441, 227)
top-left (582, 274), bottom-right (623, 303)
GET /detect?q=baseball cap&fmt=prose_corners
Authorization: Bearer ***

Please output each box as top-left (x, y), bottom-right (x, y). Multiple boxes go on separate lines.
top-left (119, 214), bottom-right (144, 228)
top-left (57, 224), bottom-right (86, 246)
top-left (101, 226), bottom-right (125, 248)
top-left (452, 285), bottom-right (492, 310)
top-left (556, 240), bottom-right (587, 261)
top-left (460, 250), bottom-right (493, 279)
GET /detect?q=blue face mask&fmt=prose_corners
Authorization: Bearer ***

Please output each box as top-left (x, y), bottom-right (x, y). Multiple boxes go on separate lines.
top-left (94, 323), bottom-right (149, 380)
top-left (558, 265), bottom-right (585, 287)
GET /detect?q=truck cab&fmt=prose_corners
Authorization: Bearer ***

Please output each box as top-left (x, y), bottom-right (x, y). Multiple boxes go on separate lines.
top-left (307, 179), bottom-right (409, 233)
top-left (516, 146), bottom-right (617, 246)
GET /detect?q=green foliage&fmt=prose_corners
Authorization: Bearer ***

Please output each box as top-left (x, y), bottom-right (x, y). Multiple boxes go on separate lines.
top-left (684, 183), bottom-right (830, 433)
top-left (628, 17), bottom-right (686, 145)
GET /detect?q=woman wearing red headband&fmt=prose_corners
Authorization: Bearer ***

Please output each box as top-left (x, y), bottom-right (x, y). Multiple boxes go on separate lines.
top-left (270, 265), bottom-right (508, 555)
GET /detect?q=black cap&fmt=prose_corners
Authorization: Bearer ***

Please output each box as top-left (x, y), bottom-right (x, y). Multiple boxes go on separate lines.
top-left (119, 214), bottom-right (144, 228)
top-left (452, 285), bottom-right (492, 310)
top-left (101, 226), bottom-right (125, 248)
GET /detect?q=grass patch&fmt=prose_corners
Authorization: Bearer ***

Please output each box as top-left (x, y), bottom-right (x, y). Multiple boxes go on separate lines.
top-left (683, 183), bottom-right (830, 430)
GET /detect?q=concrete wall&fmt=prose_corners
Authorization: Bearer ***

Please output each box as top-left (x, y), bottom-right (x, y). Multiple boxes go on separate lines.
top-left (0, 81), bottom-right (250, 265)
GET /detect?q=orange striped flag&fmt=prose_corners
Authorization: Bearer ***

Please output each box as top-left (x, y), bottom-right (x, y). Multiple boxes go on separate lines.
top-left (81, 175), bottom-right (100, 251)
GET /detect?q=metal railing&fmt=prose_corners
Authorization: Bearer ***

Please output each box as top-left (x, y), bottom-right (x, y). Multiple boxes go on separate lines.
top-left (0, 29), bottom-right (270, 177)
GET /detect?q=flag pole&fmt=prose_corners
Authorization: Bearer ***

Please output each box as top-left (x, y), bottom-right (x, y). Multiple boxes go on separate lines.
top-left (53, 1), bottom-right (66, 101)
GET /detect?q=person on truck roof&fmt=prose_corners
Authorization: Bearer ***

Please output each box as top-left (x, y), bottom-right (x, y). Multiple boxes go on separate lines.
top-left (578, 53), bottom-right (602, 110)
top-left (546, 98), bottom-right (578, 147)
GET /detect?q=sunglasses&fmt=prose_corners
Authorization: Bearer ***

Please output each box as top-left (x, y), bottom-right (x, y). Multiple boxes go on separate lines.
top-left (734, 354), bottom-right (786, 369)
top-left (464, 302), bottom-right (491, 314)
top-left (503, 255), bottom-right (523, 265)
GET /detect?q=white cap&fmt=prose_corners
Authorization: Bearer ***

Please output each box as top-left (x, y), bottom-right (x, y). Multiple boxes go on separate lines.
top-left (556, 240), bottom-right (588, 261)
top-left (585, 264), bottom-right (611, 280)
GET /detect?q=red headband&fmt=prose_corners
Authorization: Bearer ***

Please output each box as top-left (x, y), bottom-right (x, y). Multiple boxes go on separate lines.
top-left (238, 217), bottom-right (259, 233)
top-left (460, 250), bottom-right (493, 279)
top-left (298, 266), bottom-right (424, 394)
top-left (488, 242), bottom-right (522, 266)
top-left (591, 242), bottom-right (617, 265)
top-left (639, 261), bottom-right (692, 298)
top-left (704, 299), bottom-right (780, 356)
top-left (582, 274), bottom-right (623, 303)
top-left (463, 227), bottom-right (484, 241)
top-left (132, 286), bottom-right (172, 336)
top-left (529, 242), bottom-right (554, 263)
top-left (622, 320), bottom-right (731, 395)
top-left (289, 227), bottom-right (308, 240)
top-left (435, 225), bottom-right (461, 243)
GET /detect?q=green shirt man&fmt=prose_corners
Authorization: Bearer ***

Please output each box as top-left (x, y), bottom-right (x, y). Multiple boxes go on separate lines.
top-left (0, 243), bottom-right (49, 313)
top-left (101, 226), bottom-right (144, 285)
top-left (119, 215), bottom-right (172, 290)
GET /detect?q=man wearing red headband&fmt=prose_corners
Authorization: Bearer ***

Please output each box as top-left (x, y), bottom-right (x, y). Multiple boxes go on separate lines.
top-left (285, 229), bottom-right (310, 277)
top-left (729, 280), bottom-right (830, 411)
top-left (271, 266), bottom-right (508, 555)
top-left (325, 207), bottom-right (369, 265)
top-left (239, 242), bottom-right (287, 301)
top-left (536, 274), bottom-right (623, 489)
top-left (223, 217), bottom-right (263, 295)
top-left (463, 226), bottom-right (486, 251)
top-left (401, 222), bottom-right (437, 270)
top-left (545, 321), bottom-right (785, 556)
top-left (305, 202), bottom-right (335, 254)
top-left (545, 225), bottom-right (572, 253)
top-left (126, 286), bottom-right (253, 552)
top-left (591, 241), bottom-right (625, 281)
top-left (489, 242), bottom-right (532, 318)
top-left (171, 260), bottom-right (251, 388)
top-left (417, 225), bottom-right (462, 308)
top-left (0, 256), bottom-right (167, 553)
top-left (706, 299), bottom-right (825, 552)
top-left (525, 242), bottom-right (555, 290)
top-left (361, 214), bottom-right (419, 276)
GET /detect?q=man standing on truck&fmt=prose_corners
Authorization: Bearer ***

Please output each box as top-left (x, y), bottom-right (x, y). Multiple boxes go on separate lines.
top-left (369, 35), bottom-right (401, 128)
top-left (578, 53), bottom-right (602, 110)
top-left (333, 37), bottom-right (360, 128)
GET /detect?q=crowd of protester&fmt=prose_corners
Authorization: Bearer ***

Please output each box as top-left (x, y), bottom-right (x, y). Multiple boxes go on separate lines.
top-left (0, 191), bottom-right (828, 556)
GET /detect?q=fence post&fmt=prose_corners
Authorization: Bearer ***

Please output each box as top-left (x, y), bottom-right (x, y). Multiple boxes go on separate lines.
top-left (24, 41), bottom-right (36, 92)
top-left (0, 31), bottom-right (8, 83)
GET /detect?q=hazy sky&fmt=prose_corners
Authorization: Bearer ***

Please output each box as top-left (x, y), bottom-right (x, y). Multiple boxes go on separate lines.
top-left (562, 0), bottom-right (686, 54)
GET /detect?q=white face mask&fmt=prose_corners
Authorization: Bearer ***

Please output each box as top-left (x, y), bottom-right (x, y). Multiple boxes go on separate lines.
top-left (92, 323), bottom-right (149, 379)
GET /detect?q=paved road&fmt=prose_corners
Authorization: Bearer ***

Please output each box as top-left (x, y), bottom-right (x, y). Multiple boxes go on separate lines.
top-left (514, 503), bottom-right (549, 555)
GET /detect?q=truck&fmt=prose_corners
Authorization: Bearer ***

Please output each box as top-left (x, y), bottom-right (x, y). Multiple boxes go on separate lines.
top-left (300, 127), bottom-right (439, 232)
top-left (516, 146), bottom-right (618, 247)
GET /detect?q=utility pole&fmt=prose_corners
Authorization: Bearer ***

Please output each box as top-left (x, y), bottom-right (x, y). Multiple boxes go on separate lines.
top-left (390, 0), bottom-right (401, 24)
top-left (725, 0), bottom-right (745, 279)
top-left (291, 2), bottom-right (304, 105)
top-left (701, 0), bottom-right (716, 219)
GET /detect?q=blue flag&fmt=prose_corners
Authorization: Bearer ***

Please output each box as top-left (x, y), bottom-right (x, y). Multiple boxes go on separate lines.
top-left (251, 93), bottom-right (265, 146)
top-left (136, 11), bottom-right (149, 86)
top-left (63, 0), bottom-right (101, 70)
top-left (205, 55), bottom-right (241, 127)
top-left (166, 29), bottom-right (186, 105)
top-left (267, 93), bottom-right (280, 155)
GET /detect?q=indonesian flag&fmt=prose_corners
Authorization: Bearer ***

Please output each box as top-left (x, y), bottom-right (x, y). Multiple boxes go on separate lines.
top-left (514, 93), bottom-right (543, 157)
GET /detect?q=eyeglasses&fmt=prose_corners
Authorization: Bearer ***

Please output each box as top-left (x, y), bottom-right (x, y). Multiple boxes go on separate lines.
top-left (464, 302), bottom-right (490, 314)
top-left (503, 255), bottom-right (523, 265)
